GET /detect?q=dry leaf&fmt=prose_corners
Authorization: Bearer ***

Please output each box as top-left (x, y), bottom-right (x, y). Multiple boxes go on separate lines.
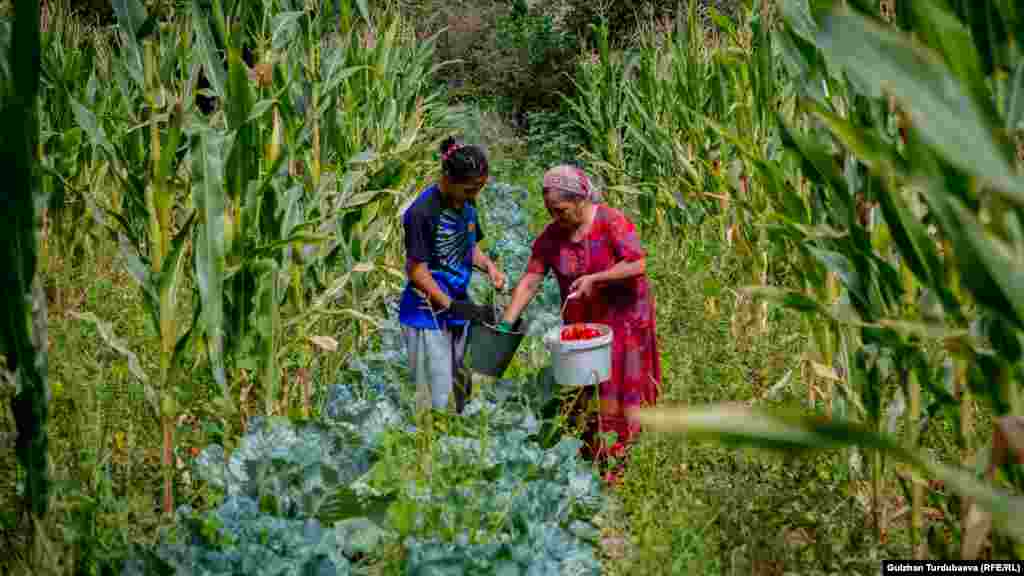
top-left (309, 335), bottom-right (339, 352)
top-left (811, 361), bottom-right (841, 381)
top-left (961, 502), bottom-right (992, 559)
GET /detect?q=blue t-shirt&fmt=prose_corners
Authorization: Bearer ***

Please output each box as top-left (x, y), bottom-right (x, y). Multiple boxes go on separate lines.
top-left (398, 184), bottom-right (485, 329)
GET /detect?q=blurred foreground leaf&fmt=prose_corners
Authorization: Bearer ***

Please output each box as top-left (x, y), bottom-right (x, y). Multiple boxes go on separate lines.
top-left (630, 403), bottom-right (1024, 542)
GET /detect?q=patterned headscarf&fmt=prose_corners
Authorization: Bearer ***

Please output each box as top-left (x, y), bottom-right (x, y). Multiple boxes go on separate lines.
top-left (542, 165), bottom-right (600, 202)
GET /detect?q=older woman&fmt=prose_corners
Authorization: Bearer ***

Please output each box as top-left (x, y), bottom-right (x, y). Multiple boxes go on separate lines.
top-left (498, 165), bottom-right (661, 483)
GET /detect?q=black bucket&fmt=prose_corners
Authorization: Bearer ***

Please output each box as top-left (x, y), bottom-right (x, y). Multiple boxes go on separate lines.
top-left (467, 316), bottom-right (527, 378)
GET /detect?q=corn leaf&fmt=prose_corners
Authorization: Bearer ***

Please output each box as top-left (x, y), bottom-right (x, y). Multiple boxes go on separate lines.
top-left (741, 286), bottom-right (831, 316)
top-left (70, 98), bottom-right (115, 159)
top-left (192, 1), bottom-right (227, 100)
top-left (111, 0), bottom-right (147, 88)
top-left (158, 211), bottom-right (196, 332)
top-left (814, 5), bottom-right (1024, 206)
top-left (254, 260), bottom-right (280, 417)
top-left (2, 0), bottom-right (47, 516)
top-left (194, 128), bottom-right (236, 393)
top-left (271, 11), bottom-right (304, 52)
top-left (354, 0), bottom-right (372, 28)
top-left (926, 192), bottom-right (1024, 330)
top-left (1008, 61), bottom-right (1024, 131)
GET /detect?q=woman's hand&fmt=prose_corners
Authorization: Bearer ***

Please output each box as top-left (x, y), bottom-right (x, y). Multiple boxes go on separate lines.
top-left (569, 274), bottom-right (596, 299)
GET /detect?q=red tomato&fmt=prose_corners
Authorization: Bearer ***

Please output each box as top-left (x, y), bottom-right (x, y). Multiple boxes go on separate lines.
top-left (561, 325), bottom-right (600, 341)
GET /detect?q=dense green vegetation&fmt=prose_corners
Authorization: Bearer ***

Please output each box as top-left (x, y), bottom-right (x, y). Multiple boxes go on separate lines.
top-left (2, 0), bottom-right (1023, 573)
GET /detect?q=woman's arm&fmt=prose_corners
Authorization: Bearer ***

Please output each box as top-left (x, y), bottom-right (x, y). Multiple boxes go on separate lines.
top-left (472, 244), bottom-right (497, 275)
top-left (594, 208), bottom-right (646, 284)
top-left (589, 258), bottom-right (645, 284)
top-left (408, 261), bottom-right (452, 310)
top-left (502, 272), bottom-right (545, 324)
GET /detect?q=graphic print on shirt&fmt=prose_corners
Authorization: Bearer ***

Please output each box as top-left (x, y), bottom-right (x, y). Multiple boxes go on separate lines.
top-left (434, 208), bottom-right (471, 283)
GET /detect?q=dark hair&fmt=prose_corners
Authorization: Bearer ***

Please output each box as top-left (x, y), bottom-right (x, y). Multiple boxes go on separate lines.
top-left (439, 136), bottom-right (489, 182)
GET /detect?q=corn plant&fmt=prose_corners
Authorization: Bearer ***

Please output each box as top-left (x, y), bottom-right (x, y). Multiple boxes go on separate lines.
top-left (185, 0), bottom-right (450, 418)
top-left (571, 1), bottom-right (780, 339)
top-left (1, 0), bottom-right (47, 523)
top-left (67, 0), bottom-right (451, 515)
top-left (562, 20), bottom-right (631, 189)
top-left (69, 0), bottom-right (235, 515)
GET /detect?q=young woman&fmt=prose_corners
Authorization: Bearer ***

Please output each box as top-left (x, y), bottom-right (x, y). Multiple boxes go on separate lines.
top-left (498, 164), bottom-right (661, 485)
top-left (399, 136), bottom-right (507, 415)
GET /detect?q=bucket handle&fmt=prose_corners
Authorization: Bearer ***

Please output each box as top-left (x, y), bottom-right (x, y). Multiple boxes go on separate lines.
top-left (489, 283), bottom-right (509, 326)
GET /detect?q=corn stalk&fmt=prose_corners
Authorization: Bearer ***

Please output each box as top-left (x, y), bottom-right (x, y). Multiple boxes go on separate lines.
top-left (1, 0), bottom-right (47, 521)
top-left (70, 0), bottom-right (205, 516)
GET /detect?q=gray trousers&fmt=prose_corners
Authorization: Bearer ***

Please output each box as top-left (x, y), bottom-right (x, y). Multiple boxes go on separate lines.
top-left (402, 324), bottom-right (470, 413)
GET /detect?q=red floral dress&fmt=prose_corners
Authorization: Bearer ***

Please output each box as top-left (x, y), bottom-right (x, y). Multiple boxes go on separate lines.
top-left (527, 204), bottom-right (662, 463)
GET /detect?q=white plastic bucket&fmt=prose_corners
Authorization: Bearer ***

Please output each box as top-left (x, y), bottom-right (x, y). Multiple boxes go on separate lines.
top-left (544, 323), bottom-right (613, 387)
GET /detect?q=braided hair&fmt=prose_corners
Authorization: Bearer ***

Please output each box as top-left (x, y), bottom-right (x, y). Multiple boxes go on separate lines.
top-left (440, 136), bottom-right (489, 183)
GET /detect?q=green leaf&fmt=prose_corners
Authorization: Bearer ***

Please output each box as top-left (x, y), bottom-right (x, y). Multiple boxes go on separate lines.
top-left (157, 102), bottom-right (183, 185)
top-left (192, 2), bottom-right (227, 100)
top-left (781, 0), bottom-right (819, 42)
top-left (874, 178), bottom-right (958, 316)
top-left (777, 113), bottom-right (852, 209)
top-left (118, 234), bottom-right (154, 297)
top-left (354, 0), bottom-right (372, 28)
top-left (157, 211), bottom-right (196, 325)
top-left (118, 233), bottom-right (159, 333)
top-left (804, 98), bottom-right (904, 175)
top-left (255, 261), bottom-right (280, 417)
top-left (70, 98), bottom-right (115, 159)
top-left (256, 233), bottom-right (331, 258)
top-left (906, 0), bottom-right (1001, 135)
top-left (740, 286), bottom-right (830, 316)
top-left (321, 65), bottom-right (368, 98)
top-left (110, 0), bottom-right (146, 88)
top-left (111, 0), bottom-right (147, 37)
top-left (807, 246), bottom-right (855, 288)
top-left (928, 192), bottom-right (1024, 329)
top-left (1007, 61), bottom-right (1024, 132)
top-left (246, 99), bottom-right (276, 124)
top-left (271, 11), bottom-right (304, 52)
top-left (172, 302), bottom-right (202, 374)
top-left (814, 6), bottom-right (1024, 206)
top-left (193, 127), bottom-right (235, 394)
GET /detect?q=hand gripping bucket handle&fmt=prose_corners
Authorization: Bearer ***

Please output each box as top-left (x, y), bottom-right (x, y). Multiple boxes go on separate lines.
top-left (467, 288), bottom-right (526, 378)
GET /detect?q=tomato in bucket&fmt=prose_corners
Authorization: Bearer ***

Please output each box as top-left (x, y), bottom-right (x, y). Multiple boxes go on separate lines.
top-left (546, 323), bottom-right (614, 387)
top-left (561, 324), bottom-right (602, 341)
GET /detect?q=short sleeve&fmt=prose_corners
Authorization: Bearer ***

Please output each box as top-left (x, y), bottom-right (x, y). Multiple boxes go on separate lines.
top-left (403, 207), bottom-right (433, 264)
top-left (607, 209), bottom-right (645, 262)
top-left (526, 230), bottom-right (551, 275)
